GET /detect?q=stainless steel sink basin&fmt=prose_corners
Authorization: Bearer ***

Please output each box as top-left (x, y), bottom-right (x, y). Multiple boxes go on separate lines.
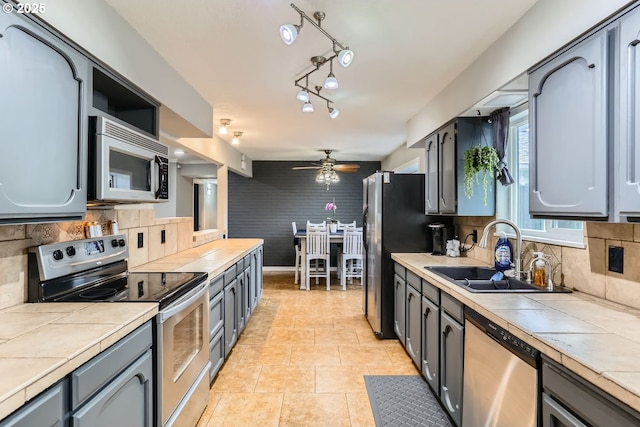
top-left (425, 266), bottom-right (571, 293)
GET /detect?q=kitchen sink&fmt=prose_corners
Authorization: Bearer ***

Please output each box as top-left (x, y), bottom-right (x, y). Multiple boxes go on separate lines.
top-left (425, 266), bottom-right (571, 293)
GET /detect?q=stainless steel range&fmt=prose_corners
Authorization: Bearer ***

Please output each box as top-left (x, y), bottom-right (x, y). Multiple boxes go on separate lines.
top-left (28, 234), bottom-right (211, 427)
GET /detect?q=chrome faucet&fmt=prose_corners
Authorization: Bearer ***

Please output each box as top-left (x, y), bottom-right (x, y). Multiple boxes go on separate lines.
top-left (478, 219), bottom-right (522, 279)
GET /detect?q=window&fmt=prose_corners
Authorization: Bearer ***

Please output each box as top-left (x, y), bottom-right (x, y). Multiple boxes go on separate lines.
top-left (496, 106), bottom-right (584, 247)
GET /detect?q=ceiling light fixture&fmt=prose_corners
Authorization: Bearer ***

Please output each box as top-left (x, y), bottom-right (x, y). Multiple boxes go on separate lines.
top-left (281, 3), bottom-right (353, 117)
top-left (327, 102), bottom-right (340, 120)
top-left (219, 118), bottom-right (231, 135)
top-left (174, 149), bottom-right (185, 155)
top-left (232, 131), bottom-right (243, 145)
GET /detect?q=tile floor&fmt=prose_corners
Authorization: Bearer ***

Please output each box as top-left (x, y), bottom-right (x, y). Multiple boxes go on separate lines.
top-left (196, 272), bottom-right (419, 427)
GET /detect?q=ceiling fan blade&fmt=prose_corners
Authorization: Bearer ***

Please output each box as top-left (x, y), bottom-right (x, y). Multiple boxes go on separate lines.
top-left (292, 166), bottom-right (321, 170)
top-left (333, 164), bottom-right (361, 172)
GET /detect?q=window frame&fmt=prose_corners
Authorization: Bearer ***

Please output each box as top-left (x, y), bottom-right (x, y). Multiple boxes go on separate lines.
top-left (496, 104), bottom-right (585, 248)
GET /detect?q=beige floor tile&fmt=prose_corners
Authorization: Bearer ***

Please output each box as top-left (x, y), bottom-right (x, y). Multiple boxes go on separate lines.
top-left (268, 327), bottom-right (315, 345)
top-left (195, 392), bottom-right (222, 427)
top-left (239, 344), bottom-right (292, 365)
top-left (314, 327), bottom-right (360, 345)
top-left (346, 393), bottom-right (376, 427)
top-left (294, 316), bottom-right (334, 329)
top-left (255, 365), bottom-right (315, 393)
top-left (208, 392), bottom-right (283, 427)
top-left (339, 345), bottom-right (394, 366)
top-left (290, 344), bottom-right (341, 366)
top-left (367, 361), bottom-right (421, 376)
top-left (279, 393), bottom-right (351, 427)
top-left (316, 365), bottom-right (370, 394)
top-left (210, 365), bottom-right (262, 393)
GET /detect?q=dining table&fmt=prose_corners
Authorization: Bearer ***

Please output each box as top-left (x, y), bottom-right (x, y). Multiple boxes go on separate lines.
top-left (294, 229), bottom-right (345, 290)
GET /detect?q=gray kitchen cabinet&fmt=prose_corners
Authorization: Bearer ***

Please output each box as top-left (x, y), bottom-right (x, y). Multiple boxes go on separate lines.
top-left (0, 380), bottom-right (67, 427)
top-left (209, 274), bottom-right (224, 382)
top-left (236, 259), bottom-right (246, 335)
top-left (250, 248), bottom-right (262, 312)
top-left (405, 272), bottom-right (422, 369)
top-left (209, 328), bottom-right (225, 384)
top-left (224, 273), bottom-right (238, 357)
top-left (424, 118), bottom-right (495, 216)
top-left (440, 294), bottom-right (464, 427)
top-left (243, 256), bottom-right (251, 323)
top-left (528, 27), bottom-right (610, 218)
top-left (0, 6), bottom-right (89, 224)
top-left (541, 356), bottom-right (640, 427)
top-left (393, 268), bottom-right (406, 345)
top-left (421, 281), bottom-right (440, 395)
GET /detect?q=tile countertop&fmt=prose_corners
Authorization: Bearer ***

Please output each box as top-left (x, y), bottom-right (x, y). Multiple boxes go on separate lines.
top-left (392, 252), bottom-right (640, 414)
top-left (0, 302), bottom-right (158, 420)
top-left (0, 238), bottom-right (263, 421)
top-left (129, 238), bottom-right (264, 277)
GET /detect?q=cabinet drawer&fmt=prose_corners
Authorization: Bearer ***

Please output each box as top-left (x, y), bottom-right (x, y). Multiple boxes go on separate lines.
top-left (236, 258), bottom-right (244, 272)
top-left (209, 328), bottom-right (225, 383)
top-left (422, 279), bottom-right (439, 304)
top-left (244, 254), bottom-right (251, 266)
top-left (209, 290), bottom-right (224, 338)
top-left (406, 270), bottom-right (421, 294)
top-left (70, 321), bottom-right (152, 410)
top-left (0, 380), bottom-right (67, 427)
top-left (394, 263), bottom-right (406, 279)
top-left (209, 274), bottom-right (224, 296)
top-left (441, 292), bottom-right (463, 324)
top-left (224, 265), bottom-right (236, 285)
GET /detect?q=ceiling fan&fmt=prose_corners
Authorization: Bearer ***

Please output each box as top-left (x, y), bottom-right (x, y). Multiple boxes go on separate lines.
top-left (292, 150), bottom-right (360, 173)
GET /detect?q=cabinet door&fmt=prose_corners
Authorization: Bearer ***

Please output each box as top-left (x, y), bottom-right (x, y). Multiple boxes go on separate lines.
top-left (71, 350), bottom-right (153, 427)
top-left (224, 280), bottom-right (238, 357)
top-left (0, 11), bottom-right (88, 222)
top-left (541, 394), bottom-right (588, 427)
top-left (393, 273), bottom-right (406, 345)
top-left (236, 272), bottom-right (246, 334)
top-left (405, 284), bottom-right (421, 368)
top-left (425, 134), bottom-right (439, 214)
top-left (0, 380), bottom-right (66, 427)
top-left (209, 328), bottom-right (225, 384)
top-left (440, 312), bottom-right (463, 427)
top-left (422, 296), bottom-right (440, 394)
top-left (209, 291), bottom-right (224, 339)
top-left (439, 124), bottom-right (457, 214)
top-left (528, 28), bottom-right (609, 218)
top-left (255, 247), bottom-right (263, 302)
top-left (244, 268), bottom-right (251, 323)
top-left (618, 11), bottom-right (640, 219)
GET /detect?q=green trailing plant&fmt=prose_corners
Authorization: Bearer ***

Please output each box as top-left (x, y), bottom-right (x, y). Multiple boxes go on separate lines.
top-left (463, 146), bottom-right (499, 206)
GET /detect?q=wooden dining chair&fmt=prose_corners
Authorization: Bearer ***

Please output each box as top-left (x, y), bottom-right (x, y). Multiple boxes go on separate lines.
top-left (292, 221), bottom-right (301, 285)
top-left (338, 228), bottom-right (363, 290)
top-left (305, 228), bottom-right (331, 290)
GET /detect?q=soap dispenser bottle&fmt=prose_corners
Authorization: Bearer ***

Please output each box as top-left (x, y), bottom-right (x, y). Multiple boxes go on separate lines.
top-left (533, 252), bottom-right (546, 288)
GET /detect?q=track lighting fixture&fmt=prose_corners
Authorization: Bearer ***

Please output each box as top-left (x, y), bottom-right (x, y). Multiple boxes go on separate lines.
top-left (281, 3), bottom-right (353, 117)
top-left (232, 131), bottom-right (243, 145)
top-left (219, 118), bottom-right (231, 135)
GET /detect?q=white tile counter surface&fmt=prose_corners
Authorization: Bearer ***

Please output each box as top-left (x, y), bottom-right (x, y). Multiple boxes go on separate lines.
top-left (0, 238), bottom-right (262, 421)
top-left (392, 252), bottom-right (640, 413)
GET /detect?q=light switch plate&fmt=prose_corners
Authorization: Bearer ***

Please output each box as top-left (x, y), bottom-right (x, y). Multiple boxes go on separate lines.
top-left (608, 246), bottom-right (623, 274)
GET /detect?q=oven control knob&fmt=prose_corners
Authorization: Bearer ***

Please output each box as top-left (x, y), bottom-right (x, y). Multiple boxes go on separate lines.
top-left (118, 239), bottom-right (126, 247)
top-left (111, 239), bottom-right (119, 248)
top-left (66, 246), bottom-right (76, 257)
top-left (52, 249), bottom-right (63, 261)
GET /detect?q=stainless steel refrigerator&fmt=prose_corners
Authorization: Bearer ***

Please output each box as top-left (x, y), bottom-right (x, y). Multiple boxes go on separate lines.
top-left (363, 171), bottom-right (430, 339)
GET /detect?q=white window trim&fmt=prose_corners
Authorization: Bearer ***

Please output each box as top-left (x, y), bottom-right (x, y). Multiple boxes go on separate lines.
top-left (497, 106), bottom-right (585, 249)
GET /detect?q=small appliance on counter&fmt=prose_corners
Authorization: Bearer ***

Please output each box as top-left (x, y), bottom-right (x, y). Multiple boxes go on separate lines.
top-left (428, 221), bottom-right (454, 256)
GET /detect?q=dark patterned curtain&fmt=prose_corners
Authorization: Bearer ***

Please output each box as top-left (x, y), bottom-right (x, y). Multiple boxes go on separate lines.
top-left (491, 107), bottom-right (514, 186)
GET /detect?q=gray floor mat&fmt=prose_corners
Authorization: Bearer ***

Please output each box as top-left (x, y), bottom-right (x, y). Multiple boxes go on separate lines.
top-left (364, 375), bottom-right (453, 427)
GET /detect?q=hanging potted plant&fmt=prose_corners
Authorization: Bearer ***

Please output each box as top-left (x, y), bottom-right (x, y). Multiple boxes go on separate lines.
top-left (463, 145), bottom-right (499, 206)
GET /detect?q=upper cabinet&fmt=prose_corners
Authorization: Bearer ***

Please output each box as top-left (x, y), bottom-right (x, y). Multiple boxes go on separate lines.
top-left (528, 27), bottom-right (610, 219)
top-left (529, 2), bottom-right (640, 222)
top-left (425, 118), bottom-right (495, 216)
top-left (0, 9), bottom-right (89, 224)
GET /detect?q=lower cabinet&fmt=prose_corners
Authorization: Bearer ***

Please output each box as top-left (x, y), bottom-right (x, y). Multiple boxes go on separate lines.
top-left (541, 356), bottom-right (640, 427)
top-left (209, 274), bottom-right (225, 383)
top-left (440, 310), bottom-right (464, 427)
top-left (405, 282), bottom-right (421, 368)
top-left (0, 380), bottom-right (67, 427)
top-left (421, 295), bottom-right (440, 394)
top-left (224, 277), bottom-right (238, 358)
top-left (236, 260), bottom-right (246, 335)
top-left (394, 270), bottom-right (406, 345)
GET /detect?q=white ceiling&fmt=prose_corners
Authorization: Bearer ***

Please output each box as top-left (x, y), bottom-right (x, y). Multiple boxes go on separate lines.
top-left (105, 0), bottom-right (538, 163)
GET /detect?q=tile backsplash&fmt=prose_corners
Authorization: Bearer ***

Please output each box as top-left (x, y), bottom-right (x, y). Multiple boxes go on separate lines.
top-left (456, 217), bottom-right (640, 310)
top-left (0, 207), bottom-right (201, 310)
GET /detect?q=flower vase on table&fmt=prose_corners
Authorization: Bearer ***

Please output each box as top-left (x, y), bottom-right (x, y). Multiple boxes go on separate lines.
top-left (325, 200), bottom-right (338, 233)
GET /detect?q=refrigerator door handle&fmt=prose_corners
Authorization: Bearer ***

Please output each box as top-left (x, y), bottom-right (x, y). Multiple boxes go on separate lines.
top-left (362, 207), bottom-right (368, 250)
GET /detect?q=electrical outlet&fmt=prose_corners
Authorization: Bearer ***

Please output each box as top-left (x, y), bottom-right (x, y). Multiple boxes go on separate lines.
top-left (137, 232), bottom-right (144, 249)
top-left (471, 230), bottom-right (478, 243)
top-left (161, 230), bottom-right (166, 244)
top-left (608, 246), bottom-right (624, 273)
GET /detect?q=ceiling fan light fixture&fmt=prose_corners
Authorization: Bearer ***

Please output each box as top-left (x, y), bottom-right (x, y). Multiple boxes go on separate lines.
top-left (279, 23), bottom-right (300, 45)
top-left (219, 118), bottom-right (231, 135)
top-left (337, 49), bottom-right (354, 67)
top-left (302, 101), bottom-right (314, 113)
top-left (296, 89), bottom-right (310, 102)
top-left (330, 171), bottom-right (340, 182)
top-left (315, 171), bottom-right (325, 183)
top-left (328, 107), bottom-right (340, 119)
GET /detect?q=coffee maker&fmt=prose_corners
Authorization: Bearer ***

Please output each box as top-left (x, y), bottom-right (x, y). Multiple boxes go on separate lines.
top-left (428, 223), bottom-right (454, 256)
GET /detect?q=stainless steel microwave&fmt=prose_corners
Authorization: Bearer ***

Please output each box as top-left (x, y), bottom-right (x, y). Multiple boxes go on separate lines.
top-left (88, 116), bottom-right (169, 203)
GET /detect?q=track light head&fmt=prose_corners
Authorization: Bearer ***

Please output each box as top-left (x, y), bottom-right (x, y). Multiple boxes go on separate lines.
top-left (302, 101), bottom-right (314, 113)
top-left (324, 73), bottom-right (338, 90)
top-left (337, 49), bottom-right (354, 67)
top-left (328, 107), bottom-right (340, 119)
top-left (296, 89), bottom-right (310, 102)
top-left (279, 23), bottom-right (301, 45)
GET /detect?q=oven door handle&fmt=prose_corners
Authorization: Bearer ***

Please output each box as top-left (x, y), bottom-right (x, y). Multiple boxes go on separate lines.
top-left (158, 281), bottom-right (208, 323)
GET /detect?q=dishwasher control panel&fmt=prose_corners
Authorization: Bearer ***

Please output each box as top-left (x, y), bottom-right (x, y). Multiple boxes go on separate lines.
top-left (494, 327), bottom-right (538, 361)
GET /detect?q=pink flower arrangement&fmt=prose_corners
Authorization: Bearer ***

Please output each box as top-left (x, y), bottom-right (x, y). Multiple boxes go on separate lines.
top-left (325, 201), bottom-right (337, 222)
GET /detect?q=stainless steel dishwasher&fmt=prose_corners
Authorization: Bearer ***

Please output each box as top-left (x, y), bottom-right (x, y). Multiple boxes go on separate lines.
top-left (462, 307), bottom-right (540, 427)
